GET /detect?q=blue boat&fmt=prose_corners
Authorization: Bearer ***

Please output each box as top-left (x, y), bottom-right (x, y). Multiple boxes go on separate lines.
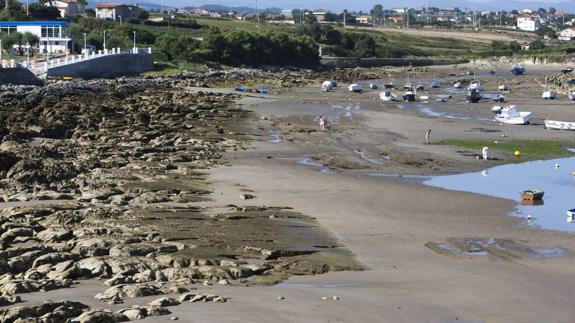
top-left (511, 64), bottom-right (525, 75)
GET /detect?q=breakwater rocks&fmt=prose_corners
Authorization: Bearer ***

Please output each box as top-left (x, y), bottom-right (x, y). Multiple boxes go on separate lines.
top-left (0, 75), bottom-right (359, 320)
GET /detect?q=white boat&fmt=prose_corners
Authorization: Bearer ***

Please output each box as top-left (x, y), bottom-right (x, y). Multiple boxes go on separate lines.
top-left (419, 95), bottom-right (430, 101)
top-left (436, 95), bottom-right (451, 102)
top-left (348, 84), bottom-right (363, 93)
top-left (468, 80), bottom-right (485, 91)
top-left (567, 209), bottom-right (575, 221)
top-left (498, 84), bottom-right (508, 91)
top-left (403, 83), bottom-right (413, 90)
top-left (491, 106), bottom-right (503, 114)
top-left (416, 84), bottom-right (425, 91)
top-left (453, 81), bottom-right (463, 88)
top-left (568, 92), bottom-right (575, 102)
top-left (369, 82), bottom-right (379, 89)
top-left (403, 91), bottom-right (416, 102)
top-left (379, 91), bottom-right (396, 102)
top-left (544, 120), bottom-right (575, 130)
top-left (542, 90), bottom-right (556, 100)
top-left (322, 81), bottom-right (333, 92)
top-left (494, 105), bottom-right (532, 125)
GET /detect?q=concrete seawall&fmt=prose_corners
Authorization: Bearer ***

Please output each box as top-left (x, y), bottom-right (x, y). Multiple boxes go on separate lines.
top-left (46, 53), bottom-right (154, 79)
top-left (0, 68), bottom-right (43, 86)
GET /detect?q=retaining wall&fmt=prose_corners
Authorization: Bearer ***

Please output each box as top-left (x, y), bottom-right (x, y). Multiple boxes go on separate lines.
top-left (46, 53), bottom-right (154, 79)
top-left (321, 57), bottom-right (468, 68)
top-left (0, 68), bottom-right (43, 86)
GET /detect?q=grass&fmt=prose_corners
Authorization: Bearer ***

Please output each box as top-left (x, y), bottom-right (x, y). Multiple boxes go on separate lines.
top-left (143, 60), bottom-right (209, 76)
top-left (439, 139), bottom-right (575, 162)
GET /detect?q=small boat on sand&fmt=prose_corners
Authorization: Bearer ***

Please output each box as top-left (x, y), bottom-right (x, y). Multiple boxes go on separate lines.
top-left (348, 84), bottom-right (363, 93)
top-left (403, 90), bottom-right (416, 102)
top-left (561, 67), bottom-right (574, 74)
top-left (431, 80), bottom-right (441, 88)
top-left (453, 81), bottom-right (463, 88)
top-left (498, 84), bottom-right (508, 91)
top-left (521, 189), bottom-right (544, 201)
top-left (369, 82), bottom-right (379, 90)
top-left (468, 80), bottom-right (485, 91)
top-left (416, 84), bottom-right (425, 91)
top-left (511, 65), bottom-right (525, 75)
top-left (568, 92), bottom-right (575, 102)
top-left (466, 89), bottom-right (481, 103)
top-left (384, 81), bottom-right (394, 89)
top-left (494, 105), bottom-right (532, 125)
top-left (544, 120), bottom-right (575, 130)
top-left (567, 209), bottom-right (575, 219)
top-left (379, 91), bottom-right (396, 102)
top-left (436, 94), bottom-right (451, 102)
top-left (542, 90), bottom-right (556, 100)
top-left (322, 81), bottom-right (333, 92)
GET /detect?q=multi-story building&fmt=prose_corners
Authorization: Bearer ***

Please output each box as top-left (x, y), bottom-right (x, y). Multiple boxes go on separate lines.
top-left (95, 4), bottom-right (141, 21)
top-left (0, 21), bottom-right (71, 54)
top-left (517, 15), bottom-right (540, 31)
top-left (559, 28), bottom-right (575, 40)
top-left (47, 0), bottom-right (78, 18)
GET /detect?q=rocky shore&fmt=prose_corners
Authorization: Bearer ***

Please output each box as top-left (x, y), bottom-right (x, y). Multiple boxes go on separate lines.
top-left (0, 74), bottom-right (359, 321)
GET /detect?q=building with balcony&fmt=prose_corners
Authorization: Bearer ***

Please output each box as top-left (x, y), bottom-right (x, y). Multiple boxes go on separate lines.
top-left (0, 21), bottom-right (71, 54)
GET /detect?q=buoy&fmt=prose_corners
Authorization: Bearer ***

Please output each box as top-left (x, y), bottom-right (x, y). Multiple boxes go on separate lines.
top-left (514, 150), bottom-right (521, 157)
top-left (572, 171), bottom-right (575, 176)
top-left (494, 141), bottom-right (498, 144)
top-left (555, 163), bottom-right (560, 169)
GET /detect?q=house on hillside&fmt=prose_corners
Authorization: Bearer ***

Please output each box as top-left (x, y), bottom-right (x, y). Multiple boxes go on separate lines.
top-left (517, 15), bottom-right (540, 31)
top-left (559, 28), bottom-right (575, 40)
top-left (95, 4), bottom-right (141, 21)
top-left (46, 0), bottom-right (78, 18)
top-left (312, 10), bottom-right (327, 22)
top-left (356, 15), bottom-right (370, 24)
top-left (387, 16), bottom-right (404, 24)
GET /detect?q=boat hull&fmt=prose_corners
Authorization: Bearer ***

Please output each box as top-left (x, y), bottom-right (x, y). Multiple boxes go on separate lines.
top-left (494, 112), bottom-right (532, 125)
top-left (544, 120), bottom-right (575, 130)
top-left (521, 191), bottom-right (544, 201)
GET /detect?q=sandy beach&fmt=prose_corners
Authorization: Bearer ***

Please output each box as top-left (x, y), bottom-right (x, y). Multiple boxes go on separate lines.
top-left (2, 64), bottom-right (575, 322)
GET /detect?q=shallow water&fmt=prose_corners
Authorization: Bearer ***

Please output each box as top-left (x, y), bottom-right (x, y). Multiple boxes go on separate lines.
top-left (397, 104), bottom-right (489, 121)
top-left (425, 155), bottom-right (575, 232)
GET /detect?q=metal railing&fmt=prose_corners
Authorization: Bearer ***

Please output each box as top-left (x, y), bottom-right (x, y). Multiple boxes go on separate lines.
top-left (0, 47), bottom-right (152, 76)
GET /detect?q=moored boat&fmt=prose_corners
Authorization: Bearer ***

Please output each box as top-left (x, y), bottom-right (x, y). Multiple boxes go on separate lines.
top-left (494, 105), bottom-right (532, 125)
top-left (466, 88), bottom-right (481, 103)
top-left (416, 84), bottom-right (425, 91)
top-left (561, 67), bottom-right (574, 74)
top-left (498, 84), bottom-right (508, 91)
top-left (348, 84), bottom-right (363, 93)
top-left (542, 90), bottom-right (557, 100)
top-left (511, 64), bottom-right (525, 75)
top-left (384, 81), bottom-right (394, 89)
top-left (468, 80), bottom-right (485, 91)
top-left (453, 81), bottom-right (463, 88)
top-left (369, 82), bottom-right (379, 89)
top-left (322, 81), bottom-right (333, 92)
top-left (403, 91), bottom-right (416, 102)
top-left (431, 80), bottom-right (441, 88)
top-left (379, 91), bottom-right (396, 102)
top-left (521, 189), bottom-right (544, 201)
top-left (544, 120), bottom-right (575, 130)
top-left (568, 92), bottom-right (575, 102)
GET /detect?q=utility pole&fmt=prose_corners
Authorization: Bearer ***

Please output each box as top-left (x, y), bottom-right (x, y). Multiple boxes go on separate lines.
top-left (103, 30), bottom-right (107, 53)
top-left (83, 32), bottom-right (86, 52)
top-left (26, 0), bottom-right (29, 16)
top-left (132, 30), bottom-right (136, 52)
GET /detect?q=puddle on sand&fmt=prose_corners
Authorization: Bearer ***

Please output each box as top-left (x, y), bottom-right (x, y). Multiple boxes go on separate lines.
top-left (268, 130), bottom-right (281, 144)
top-left (353, 148), bottom-right (385, 166)
top-left (397, 104), bottom-right (489, 121)
top-left (425, 155), bottom-right (575, 232)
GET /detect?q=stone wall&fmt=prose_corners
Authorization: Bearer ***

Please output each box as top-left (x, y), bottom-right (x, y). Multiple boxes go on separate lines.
top-left (47, 53), bottom-right (154, 79)
top-left (0, 68), bottom-right (43, 86)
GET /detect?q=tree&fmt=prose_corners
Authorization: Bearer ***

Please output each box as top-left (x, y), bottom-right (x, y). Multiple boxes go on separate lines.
top-left (139, 9), bottom-right (149, 20)
top-left (77, 0), bottom-right (87, 13)
top-left (536, 26), bottom-right (557, 39)
top-left (371, 4), bottom-right (384, 19)
top-left (21, 32), bottom-right (39, 47)
top-left (29, 3), bottom-right (61, 19)
top-left (529, 39), bottom-right (546, 50)
top-left (549, 7), bottom-right (557, 14)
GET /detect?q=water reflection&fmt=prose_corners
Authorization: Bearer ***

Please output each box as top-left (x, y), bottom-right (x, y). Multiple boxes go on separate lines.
top-left (425, 155), bottom-right (575, 232)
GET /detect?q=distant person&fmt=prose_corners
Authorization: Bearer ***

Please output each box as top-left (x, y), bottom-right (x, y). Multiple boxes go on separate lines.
top-left (319, 116), bottom-right (327, 131)
top-left (482, 146), bottom-right (489, 160)
top-left (425, 129), bottom-right (432, 145)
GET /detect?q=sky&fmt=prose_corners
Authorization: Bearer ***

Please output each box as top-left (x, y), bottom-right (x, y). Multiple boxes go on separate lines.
top-left (160, 0), bottom-right (572, 11)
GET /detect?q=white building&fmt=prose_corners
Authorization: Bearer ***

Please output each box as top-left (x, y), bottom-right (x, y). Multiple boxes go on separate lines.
top-left (559, 28), bottom-right (575, 40)
top-left (0, 21), bottom-right (71, 54)
top-left (96, 4), bottom-right (141, 21)
top-left (47, 0), bottom-right (78, 18)
top-left (517, 16), bottom-right (540, 31)
top-left (392, 7), bottom-right (409, 14)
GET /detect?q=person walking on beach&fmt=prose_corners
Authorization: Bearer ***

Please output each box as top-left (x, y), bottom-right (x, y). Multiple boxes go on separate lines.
top-left (482, 146), bottom-right (489, 160)
top-left (319, 116), bottom-right (327, 132)
top-left (425, 129), bottom-right (432, 145)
